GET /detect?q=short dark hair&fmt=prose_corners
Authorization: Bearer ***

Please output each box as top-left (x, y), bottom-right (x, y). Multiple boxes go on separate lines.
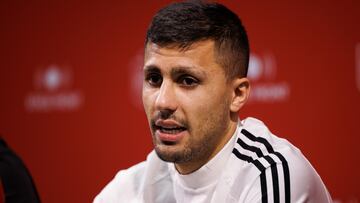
top-left (145, 1), bottom-right (250, 79)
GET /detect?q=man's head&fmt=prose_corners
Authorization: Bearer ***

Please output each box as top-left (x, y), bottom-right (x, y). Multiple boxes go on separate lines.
top-left (142, 1), bottom-right (250, 174)
top-left (145, 1), bottom-right (249, 80)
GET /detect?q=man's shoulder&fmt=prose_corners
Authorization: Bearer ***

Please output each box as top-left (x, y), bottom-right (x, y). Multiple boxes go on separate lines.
top-left (229, 117), bottom-right (332, 202)
top-left (239, 117), bottom-right (320, 175)
top-left (93, 151), bottom-right (171, 203)
top-left (239, 117), bottom-right (306, 164)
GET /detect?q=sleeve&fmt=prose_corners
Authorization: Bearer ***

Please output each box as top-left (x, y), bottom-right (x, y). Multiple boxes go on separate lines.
top-left (242, 165), bottom-right (275, 203)
top-left (242, 159), bottom-right (333, 203)
top-left (288, 156), bottom-right (333, 203)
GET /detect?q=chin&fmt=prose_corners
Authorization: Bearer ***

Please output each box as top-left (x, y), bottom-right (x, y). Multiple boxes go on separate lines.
top-left (154, 145), bottom-right (192, 163)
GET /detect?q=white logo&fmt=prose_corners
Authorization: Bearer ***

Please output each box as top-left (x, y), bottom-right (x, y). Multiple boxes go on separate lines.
top-left (248, 52), bottom-right (290, 103)
top-left (33, 65), bottom-right (71, 92)
top-left (356, 43), bottom-right (360, 92)
top-left (24, 65), bottom-right (83, 112)
top-left (248, 53), bottom-right (276, 81)
top-left (129, 49), bottom-right (145, 110)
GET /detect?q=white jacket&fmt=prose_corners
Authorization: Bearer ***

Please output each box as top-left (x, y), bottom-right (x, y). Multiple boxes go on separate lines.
top-left (94, 118), bottom-right (332, 203)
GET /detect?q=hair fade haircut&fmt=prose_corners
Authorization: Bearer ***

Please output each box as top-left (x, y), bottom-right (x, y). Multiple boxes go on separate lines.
top-left (145, 0), bottom-right (250, 79)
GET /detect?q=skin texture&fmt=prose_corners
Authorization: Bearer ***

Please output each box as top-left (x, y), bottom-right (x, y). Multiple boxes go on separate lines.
top-left (142, 40), bottom-right (250, 174)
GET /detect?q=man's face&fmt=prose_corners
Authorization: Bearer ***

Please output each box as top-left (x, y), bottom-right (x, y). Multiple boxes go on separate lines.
top-left (142, 40), bottom-right (234, 170)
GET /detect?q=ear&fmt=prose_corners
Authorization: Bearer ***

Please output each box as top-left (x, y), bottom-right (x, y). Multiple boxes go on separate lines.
top-left (229, 77), bottom-right (250, 113)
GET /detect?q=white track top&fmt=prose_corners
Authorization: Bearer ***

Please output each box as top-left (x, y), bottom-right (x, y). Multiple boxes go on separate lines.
top-left (94, 117), bottom-right (332, 203)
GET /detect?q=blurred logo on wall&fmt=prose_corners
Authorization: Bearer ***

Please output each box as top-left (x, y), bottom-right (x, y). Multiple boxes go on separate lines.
top-left (24, 65), bottom-right (83, 112)
top-left (247, 52), bottom-right (290, 103)
top-left (129, 50), bottom-right (144, 110)
top-left (356, 43), bottom-right (360, 92)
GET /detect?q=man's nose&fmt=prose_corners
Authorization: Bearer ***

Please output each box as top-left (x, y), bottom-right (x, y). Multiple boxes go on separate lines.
top-left (155, 81), bottom-right (178, 112)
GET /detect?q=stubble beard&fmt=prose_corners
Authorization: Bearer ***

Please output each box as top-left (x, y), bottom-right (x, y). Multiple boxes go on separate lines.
top-left (152, 107), bottom-right (230, 166)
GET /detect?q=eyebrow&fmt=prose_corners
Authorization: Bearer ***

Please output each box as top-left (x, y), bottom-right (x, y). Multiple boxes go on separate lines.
top-left (143, 65), bottom-right (160, 75)
top-left (170, 66), bottom-right (206, 78)
top-left (144, 64), bottom-right (206, 78)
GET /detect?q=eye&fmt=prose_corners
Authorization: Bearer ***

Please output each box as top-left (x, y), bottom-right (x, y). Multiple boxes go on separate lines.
top-left (146, 73), bottom-right (162, 87)
top-left (178, 75), bottom-right (199, 87)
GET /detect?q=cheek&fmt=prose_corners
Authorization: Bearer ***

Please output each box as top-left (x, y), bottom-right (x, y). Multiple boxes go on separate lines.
top-left (180, 89), bottom-right (228, 125)
top-left (142, 89), bottom-right (156, 115)
top-left (182, 84), bottom-right (229, 109)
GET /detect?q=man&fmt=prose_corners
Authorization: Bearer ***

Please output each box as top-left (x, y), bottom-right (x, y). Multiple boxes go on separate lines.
top-left (94, 1), bottom-right (332, 202)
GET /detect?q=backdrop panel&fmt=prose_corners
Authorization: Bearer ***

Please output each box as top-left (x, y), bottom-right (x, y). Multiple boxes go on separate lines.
top-left (0, 1), bottom-right (359, 202)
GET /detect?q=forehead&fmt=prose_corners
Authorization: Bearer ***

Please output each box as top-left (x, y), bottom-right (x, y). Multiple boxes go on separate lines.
top-left (144, 40), bottom-right (222, 73)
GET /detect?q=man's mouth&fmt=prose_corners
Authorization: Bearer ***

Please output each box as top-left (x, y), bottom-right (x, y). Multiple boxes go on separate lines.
top-left (153, 120), bottom-right (188, 143)
top-left (156, 125), bottom-right (187, 134)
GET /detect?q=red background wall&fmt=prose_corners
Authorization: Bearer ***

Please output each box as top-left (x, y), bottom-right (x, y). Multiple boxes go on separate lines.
top-left (0, 1), bottom-right (359, 202)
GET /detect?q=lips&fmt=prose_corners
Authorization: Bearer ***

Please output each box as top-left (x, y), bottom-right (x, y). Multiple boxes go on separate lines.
top-left (157, 125), bottom-right (187, 134)
top-left (154, 120), bottom-right (187, 143)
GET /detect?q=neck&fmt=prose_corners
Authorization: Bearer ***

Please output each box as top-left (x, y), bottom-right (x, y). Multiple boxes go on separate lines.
top-left (175, 119), bottom-right (238, 174)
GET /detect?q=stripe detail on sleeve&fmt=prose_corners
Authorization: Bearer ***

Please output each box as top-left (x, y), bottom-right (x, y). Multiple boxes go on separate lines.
top-left (236, 138), bottom-right (280, 203)
top-left (232, 148), bottom-right (268, 203)
top-left (241, 129), bottom-right (291, 203)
